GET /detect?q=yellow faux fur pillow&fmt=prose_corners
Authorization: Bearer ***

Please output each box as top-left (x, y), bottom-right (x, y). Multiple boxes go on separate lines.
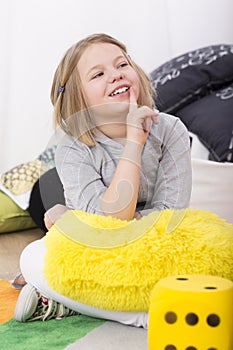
top-left (43, 208), bottom-right (233, 312)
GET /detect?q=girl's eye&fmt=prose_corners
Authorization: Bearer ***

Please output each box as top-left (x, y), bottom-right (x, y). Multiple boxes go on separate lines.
top-left (92, 72), bottom-right (103, 79)
top-left (118, 62), bottom-right (128, 68)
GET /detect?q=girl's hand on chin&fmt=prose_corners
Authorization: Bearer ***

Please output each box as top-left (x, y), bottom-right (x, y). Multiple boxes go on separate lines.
top-left (126, 88), bottom-right (159, 146)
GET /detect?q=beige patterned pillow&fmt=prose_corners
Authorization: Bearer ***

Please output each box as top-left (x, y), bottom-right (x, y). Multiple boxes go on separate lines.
top-left (1, 160), bottom-right (49, 195)
top-left (0, 146), bottom-right (56, 209)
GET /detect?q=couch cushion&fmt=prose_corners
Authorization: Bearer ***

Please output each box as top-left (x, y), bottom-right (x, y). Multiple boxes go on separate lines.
top-left (190, 158), bottom-right (233, 223)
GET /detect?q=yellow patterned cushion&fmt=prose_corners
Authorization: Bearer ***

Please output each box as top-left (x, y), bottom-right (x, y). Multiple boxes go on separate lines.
top-left (44, 209), bottom-right (233, 312)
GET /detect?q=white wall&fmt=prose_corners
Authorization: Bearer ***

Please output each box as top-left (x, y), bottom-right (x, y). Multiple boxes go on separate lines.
top-left (1, 0), bottom-right (233, 172)
top-left (166, 0), bottom-right (233, 57)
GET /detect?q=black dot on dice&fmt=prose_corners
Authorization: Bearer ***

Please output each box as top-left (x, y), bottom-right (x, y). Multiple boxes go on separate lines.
top-left (165, 345), bottom-right (177, 350)
top-left (186, 347), bottom-right (197, 350)
top-left (204, 286), bottom-right (217, 290)
top-left (176, 277), bottom-right (189, 280)
top-left (185, 313), bottom-right (199, 325)
top-left (207, 314), bottom-right (220, 327)
top-left (165, 312), bottom-right (177, 324)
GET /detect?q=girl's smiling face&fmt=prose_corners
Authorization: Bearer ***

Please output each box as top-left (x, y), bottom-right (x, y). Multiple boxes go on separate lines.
top-left (77, 43), bottom-right (140, 120)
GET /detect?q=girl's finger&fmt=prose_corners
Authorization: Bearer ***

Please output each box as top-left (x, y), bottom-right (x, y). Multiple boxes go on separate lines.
top-left (145, 116), bottom-right (151, 131)
top-left (129, 87), bottom-right (138, 113)
top-left (152, 114), bottom-right (159, 124)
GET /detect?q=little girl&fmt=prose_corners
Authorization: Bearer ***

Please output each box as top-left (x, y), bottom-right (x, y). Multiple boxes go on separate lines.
top-left (14, 33), bottom-right (192, 328)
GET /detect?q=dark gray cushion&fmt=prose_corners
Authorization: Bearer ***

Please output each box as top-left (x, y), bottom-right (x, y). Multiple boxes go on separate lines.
top-left (176, 84), bottom-right (233, 162)
top-left (150, 44), bottom-right (233, 113)
top-left (150, 44), bottom-right (233, 162)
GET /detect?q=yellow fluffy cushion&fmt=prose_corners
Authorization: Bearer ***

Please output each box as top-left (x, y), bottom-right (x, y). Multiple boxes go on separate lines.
top-left (44, 209), bottom-right (233, 312)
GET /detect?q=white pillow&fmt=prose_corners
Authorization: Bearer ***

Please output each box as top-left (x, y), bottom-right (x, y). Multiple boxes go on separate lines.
top-left (189, 132), bottom-right (209, 160)
top-left (190, 158), bottom-right (233, 224)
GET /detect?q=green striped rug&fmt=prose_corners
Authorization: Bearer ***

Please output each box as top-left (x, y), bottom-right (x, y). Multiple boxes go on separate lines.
top-left (0, 315), bottom-right (105, 350)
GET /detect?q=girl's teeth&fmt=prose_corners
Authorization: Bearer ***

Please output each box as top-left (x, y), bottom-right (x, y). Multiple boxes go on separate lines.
top-left (112, 87), bottom-right (128, 96)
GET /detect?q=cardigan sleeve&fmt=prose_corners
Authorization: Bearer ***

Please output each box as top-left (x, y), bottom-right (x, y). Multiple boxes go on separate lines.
top-left (55, 135), bottom-right (107, 215)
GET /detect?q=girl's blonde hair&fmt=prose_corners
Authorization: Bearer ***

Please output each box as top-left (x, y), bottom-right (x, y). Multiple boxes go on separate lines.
top-left (51, 33), bottom-right (156, 146)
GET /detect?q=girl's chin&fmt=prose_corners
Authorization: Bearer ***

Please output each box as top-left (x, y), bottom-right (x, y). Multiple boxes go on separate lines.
top-left (109, 101), bottom-right (129, 113)
top-left (88, 102), bottom-right (129, 120)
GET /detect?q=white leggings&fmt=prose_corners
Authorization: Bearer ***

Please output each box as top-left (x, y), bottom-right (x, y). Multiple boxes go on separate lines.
top-left (20, 238), bottom-right (148, 329)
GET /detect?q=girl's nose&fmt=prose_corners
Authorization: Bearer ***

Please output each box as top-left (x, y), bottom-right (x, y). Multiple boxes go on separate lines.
top-left (109, 70), bottom-right (123, 83)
